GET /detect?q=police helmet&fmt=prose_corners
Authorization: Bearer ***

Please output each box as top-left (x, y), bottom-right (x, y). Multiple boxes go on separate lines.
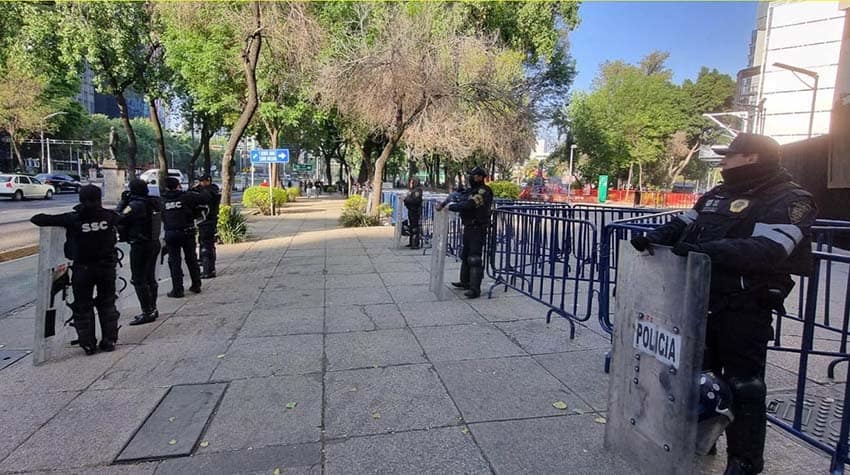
top-left (695, 371), bottom-right (734, 455)
top-left (469, 166), bottom-right (488, 177)
top-left (129, 178), bottom-right (149, 196)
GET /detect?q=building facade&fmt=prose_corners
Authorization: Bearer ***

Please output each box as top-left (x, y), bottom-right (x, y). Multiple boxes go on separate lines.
top-left (738, 1), bottom-right (848, 144)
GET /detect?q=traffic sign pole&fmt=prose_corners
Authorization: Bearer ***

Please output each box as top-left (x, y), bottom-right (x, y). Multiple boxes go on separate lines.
top-left (269, 163), bottom-right (274, 216)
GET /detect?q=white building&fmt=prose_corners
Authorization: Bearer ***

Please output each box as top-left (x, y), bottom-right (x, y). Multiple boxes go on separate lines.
top-left (737, 1), bottom-right (848, 144)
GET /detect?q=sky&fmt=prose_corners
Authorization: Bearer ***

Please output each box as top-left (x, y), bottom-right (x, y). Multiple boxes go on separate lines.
top-left (568, 1), bottom-right (759, 91)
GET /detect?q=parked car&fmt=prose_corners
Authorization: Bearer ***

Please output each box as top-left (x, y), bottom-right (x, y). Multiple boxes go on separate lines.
top-left (34, 173), bottom-right (81, 194)
top-left (0, 174), bottom-right (54, 200)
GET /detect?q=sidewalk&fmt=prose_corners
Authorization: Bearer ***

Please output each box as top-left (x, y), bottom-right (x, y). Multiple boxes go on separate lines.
top-left (0, 197), bottom-right (833, 474)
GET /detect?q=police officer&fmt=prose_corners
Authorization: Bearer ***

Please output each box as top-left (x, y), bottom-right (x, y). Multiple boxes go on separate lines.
top-left (438, 166), bottom-right (493, 299)
top-left (117, 178), bottom-right (162, 326)
top-left (161, 177), bottom-right (205, 298)
top-left (31, 185), bottom-right (121, 354)
top-left (193, 175), bottom-right (220, 278)
top-left (403, 177), bottom-right (423, 249)
top-left (630, 133), bottom-right (817, 475)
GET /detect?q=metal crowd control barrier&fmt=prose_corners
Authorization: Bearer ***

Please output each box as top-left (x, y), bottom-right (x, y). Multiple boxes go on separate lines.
top-left (486, 205), bottom-right (598, 338)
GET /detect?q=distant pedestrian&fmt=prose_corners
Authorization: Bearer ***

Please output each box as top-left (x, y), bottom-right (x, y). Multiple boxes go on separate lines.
top-left (403, 177), bottom-right (423, 249)
top-left (192, 175), bottom-right (220, 279)
top-left (31, 185), bottom-right (121, 355)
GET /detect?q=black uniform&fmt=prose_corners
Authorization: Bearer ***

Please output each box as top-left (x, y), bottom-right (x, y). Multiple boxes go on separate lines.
top-left (448, 177), bottom-right (493, 298)
top-left (403, 181), bottom-right (424, 249)
top-left (194, 183), bottom-right (220, 277)
top-left (161, 188), bottom-right (205, 294)
top-left (117, 190), bottom-right (162, 321)
top-left (640, 166), bottom-right (816, 473)
top-left (31, 204), bottom-right (121, 353)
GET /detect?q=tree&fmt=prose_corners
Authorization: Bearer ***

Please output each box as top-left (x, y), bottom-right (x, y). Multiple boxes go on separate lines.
top-left (0, 62), bottom-right (53, 171)
top-left (59, 2), bottom-right (154, 176)
top-left (159, 1), bottom-right (264, 205)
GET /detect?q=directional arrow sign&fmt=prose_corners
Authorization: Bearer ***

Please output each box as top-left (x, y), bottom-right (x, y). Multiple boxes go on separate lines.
top-left (250, 148), bottom-right (290, 164)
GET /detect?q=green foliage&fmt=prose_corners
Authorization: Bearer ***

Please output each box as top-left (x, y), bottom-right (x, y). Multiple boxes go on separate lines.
top-left (287, 187), bottom-right (300, 202)
top-left (488, 181), bottom-right (520, 199)
top-left (568, 51), bottom-right (736, 188)
top-left (339, 195), bottom-right (390, 227)
top-left (217, 205), bottom-right (247, 244)
top-left (242, 186), bottom-right (289, 215)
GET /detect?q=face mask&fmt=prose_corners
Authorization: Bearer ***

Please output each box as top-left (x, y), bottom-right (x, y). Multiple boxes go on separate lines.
top-left (720, 161), bottom-right (780, 186)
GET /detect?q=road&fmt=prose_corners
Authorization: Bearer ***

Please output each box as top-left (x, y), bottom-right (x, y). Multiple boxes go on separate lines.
top-left (0, 192), bottom-right (79, 253)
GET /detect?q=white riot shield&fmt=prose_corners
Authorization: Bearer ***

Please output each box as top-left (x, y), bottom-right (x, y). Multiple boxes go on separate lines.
top-left (605, 242), bottom-right (711, 475)
top-left (33, 227), bottom-right (76, 365)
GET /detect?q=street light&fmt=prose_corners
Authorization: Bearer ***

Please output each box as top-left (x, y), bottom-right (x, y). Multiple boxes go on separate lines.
top-left (568, 144), bottom-right (577, 198)
top-left (41, 111), bottom-right (67, 174)
top-left (772, 62), bottom-right (819, 139)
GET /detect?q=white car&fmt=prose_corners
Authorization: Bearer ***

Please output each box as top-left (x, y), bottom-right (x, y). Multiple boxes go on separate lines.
top-left (0, 174), bottom-right (54, 200)
top-left (137, 169), bottom-right (188, 196)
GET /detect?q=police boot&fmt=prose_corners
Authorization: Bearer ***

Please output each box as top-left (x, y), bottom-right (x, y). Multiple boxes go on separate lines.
top-left (411, 228), bottom-right (421, 250)
top-left (96, 298), bottom-right (120, 352)
top-left (452, 261), bottom-right (470, 289)
top-left (73, 310), bottom-right (98, 355)
top-left (725, 377), bottom-right (767, 475)
top-left (167, 288), bottom-right (185, 298)
top-left (188, 268), bottom-right (202, 294)
top-left (130, 285), bottom-right (159, 326)
top-left (464, 257), bottom-right (484, 299)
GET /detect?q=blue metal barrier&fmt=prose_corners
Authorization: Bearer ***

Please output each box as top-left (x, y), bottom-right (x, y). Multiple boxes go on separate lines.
top-left (486, 205), bottom-right (598, 337)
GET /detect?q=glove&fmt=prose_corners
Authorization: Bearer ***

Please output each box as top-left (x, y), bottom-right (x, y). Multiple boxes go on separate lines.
top-left (630, 236), bottom-right (651, 252)
top-left (672, 242), bottom-right (702, 257)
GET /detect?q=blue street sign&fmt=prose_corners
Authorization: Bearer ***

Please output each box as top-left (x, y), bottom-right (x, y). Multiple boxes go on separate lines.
top-left (250, 148), bottom-right (290, 164)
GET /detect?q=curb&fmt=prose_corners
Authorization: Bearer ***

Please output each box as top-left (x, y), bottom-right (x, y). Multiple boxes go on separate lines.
top-left (0, 245), bottom-right (39, 263)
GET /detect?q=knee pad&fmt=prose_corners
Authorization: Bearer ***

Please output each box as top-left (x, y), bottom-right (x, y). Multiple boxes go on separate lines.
top-left (468, 255), bottom-right (483, 268)
top-left (729, 376), bottom-right (766, 404)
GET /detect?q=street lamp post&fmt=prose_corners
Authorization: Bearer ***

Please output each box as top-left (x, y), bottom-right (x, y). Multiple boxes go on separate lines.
top-left (40, 111), bottom-right (67, 174)
top-left (772, 62), bottom-right (819, 139)
top-left (568, 144), bottom-right (577, 198)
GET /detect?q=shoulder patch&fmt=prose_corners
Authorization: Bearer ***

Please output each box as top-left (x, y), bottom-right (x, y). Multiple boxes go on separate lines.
top-left (788, 200), bottom-right (814, 224)
top-left (729, 199), bottom-right (749, 213)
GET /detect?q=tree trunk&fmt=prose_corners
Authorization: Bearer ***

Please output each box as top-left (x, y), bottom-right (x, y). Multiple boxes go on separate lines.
top-left (148, 98), bottom-right (169, 186)
top-left (367, 131), bottom-right (402, 214)
top-left (187, 120), bottom-right (207, 183)
top-left (357, 143), bottom-right (371, 185)
top-left (221, 0), bottom-right (262, 206)
top-left (324, 155), bottom-right (333, 185)
top-left (666, 142), bottom-right (700, 189)
top-left (115, 90), bottom-right (138, 177)
top-left (435, 154), bottom-right (441, 188)
top-left (9, 133), bottom-right (25, 172)
top-left (269, 128), bottom-right (280, 188)
top-left (202, 127), bottom-right (212, 177)
top-left (638, 162), bottom-right (643, 191)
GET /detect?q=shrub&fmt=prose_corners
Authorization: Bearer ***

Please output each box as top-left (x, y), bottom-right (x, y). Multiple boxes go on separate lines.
top-left (324, 185), bottom-right (337, 193)
top-left (242, 186), bottom-right (288, 215)
top-left (339, 195), bottom-right (382, 227)
top-left (489, 180), bottom-right (521, 200)
top-left (287, 187), bottom-right (300, 202)
top-left (217, 205), bottom-right (247, 244)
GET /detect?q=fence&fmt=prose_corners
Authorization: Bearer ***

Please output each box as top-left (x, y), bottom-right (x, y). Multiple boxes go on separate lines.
top-left (485, 205), bottom-right (597, 337)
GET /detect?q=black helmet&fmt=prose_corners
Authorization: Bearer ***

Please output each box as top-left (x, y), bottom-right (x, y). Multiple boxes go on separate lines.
top-left (695, 372), bottom-right (734, 455)
top-left (129, 178), bottom-right (149, 196)
top-left (78, 185), bottom-right (102, 205)
top-left (469, 166), bottom-right (488, 177)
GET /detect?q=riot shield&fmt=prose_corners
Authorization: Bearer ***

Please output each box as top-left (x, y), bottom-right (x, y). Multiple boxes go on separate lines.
top-left (605, 242), bottom-right (711, 475)
top-left (33, 227), bottom-right (76, 364)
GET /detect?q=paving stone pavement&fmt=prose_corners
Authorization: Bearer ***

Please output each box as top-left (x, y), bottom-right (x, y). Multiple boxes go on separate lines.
top-left (0, 196), bottom-right (841, 474)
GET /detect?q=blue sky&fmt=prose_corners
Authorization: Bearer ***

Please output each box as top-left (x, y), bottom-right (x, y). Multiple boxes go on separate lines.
top-left (568, 1), bottom-right (759, 91)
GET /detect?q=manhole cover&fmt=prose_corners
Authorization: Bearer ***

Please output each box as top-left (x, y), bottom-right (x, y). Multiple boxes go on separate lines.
top-left (0, 349), bottom-right (30, 371)
top-left (767, 391), bottom-right (844, 447)
top-left (115, 383), bottom-right (227, 463)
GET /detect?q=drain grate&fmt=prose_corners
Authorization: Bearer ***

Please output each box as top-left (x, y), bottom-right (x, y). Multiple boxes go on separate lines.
top-left (0, 350), bottom-right (30, 371)
top-left (767, 391), bottom-right (845, 447)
